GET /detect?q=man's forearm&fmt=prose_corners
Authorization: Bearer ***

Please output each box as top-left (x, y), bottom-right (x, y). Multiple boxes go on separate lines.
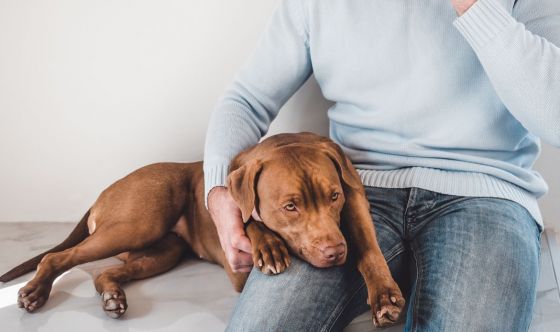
top-left (203, 0), bottom-right (313, 205)
top-left (203, 100), bottom-right (265, 207)
top-left (454, 0), bottom-right (560, 146)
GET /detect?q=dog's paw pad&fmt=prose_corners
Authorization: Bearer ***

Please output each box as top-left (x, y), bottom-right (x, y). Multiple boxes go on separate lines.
top-left (101, 290), bottom-right (127, 318)
top-left (369, 284), bottom-right (405, 328)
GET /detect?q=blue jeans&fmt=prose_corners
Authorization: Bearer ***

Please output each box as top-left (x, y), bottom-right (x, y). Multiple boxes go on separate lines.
top-left (227, 187), bottom-right (541, 332)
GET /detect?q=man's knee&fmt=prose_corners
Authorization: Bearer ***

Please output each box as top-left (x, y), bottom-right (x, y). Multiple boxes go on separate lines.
top-left (409, 198), bottom-right (540, 332)
top-left (226, 256), bottom-right (363, 332)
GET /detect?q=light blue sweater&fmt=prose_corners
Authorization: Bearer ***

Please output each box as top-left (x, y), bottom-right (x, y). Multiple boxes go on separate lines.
top-left (204, 0), bottom-right (560, 227)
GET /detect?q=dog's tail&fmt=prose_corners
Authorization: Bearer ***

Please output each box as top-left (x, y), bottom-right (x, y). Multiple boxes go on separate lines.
top-left (0, 209), bottom-right (91, 283)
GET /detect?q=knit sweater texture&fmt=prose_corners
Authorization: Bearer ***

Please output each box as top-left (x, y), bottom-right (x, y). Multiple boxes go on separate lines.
top-left (204, 0), bottom-right (560, 227)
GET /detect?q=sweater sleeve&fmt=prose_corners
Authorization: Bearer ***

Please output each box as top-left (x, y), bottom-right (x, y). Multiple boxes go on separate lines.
top-left (203, 0), bottom-right (312, 205)
top-left (453, 0), bottom-right (560, 147)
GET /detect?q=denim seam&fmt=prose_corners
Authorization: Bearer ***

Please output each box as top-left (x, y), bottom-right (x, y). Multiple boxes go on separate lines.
top-left (403, 188), bottom-right (417, 238)
top-left (529, 233), bottom-right (542, 332)
top-left (384, 245), bottom-right (405, 266)
top-left (410, 241), bottom-right (422, 332)
top-left (322, 251), bottom-right (404, 332)
top-left (322, 279), bottom-right (366, 332)
top-left (407, 196), bottom-right (472, 236)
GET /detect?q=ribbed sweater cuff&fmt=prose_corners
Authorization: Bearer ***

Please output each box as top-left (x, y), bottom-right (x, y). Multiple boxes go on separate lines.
top-left (204, 164), bottom-right (230, 209)
top-left (453, 0), bottom-right (516, 52)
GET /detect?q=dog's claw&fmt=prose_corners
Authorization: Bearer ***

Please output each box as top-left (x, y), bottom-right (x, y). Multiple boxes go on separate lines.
top-left (377, 307), bottom-right (388, 319)
top-left (284, 257), bottom-right (291, 268)
top-left (275, 262), bottom-right (283, 274)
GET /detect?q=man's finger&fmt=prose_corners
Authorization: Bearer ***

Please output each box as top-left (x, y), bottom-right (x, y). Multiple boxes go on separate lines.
top-left (232, 265), bottom-right (253, 273)
top-left (231, 234), bottom-right (252, 254)
top-left (229, 250), bottom-right (253, 266)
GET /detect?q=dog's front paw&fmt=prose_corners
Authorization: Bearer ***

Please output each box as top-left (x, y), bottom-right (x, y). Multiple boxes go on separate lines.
top-left (252, 230), bottom-right (291, 275)
top-left (367, 279), bottom-right (405, 328)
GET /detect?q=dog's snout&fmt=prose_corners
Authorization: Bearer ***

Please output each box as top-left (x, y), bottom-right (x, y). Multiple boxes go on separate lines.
top-left (319, 243), bottom-right (346, 262)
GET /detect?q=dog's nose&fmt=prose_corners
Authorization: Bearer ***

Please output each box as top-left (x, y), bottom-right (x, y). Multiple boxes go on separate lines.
top-left (320, 243), bottom-right (346, 262)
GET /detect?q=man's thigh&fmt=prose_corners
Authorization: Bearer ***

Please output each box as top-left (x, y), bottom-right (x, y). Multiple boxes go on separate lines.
top-left (407, 197), bottom-right (541, 332)
top-left (226, 187), bottom-right (410, 332)
top-left (226, 256), bottom-right (366, 332)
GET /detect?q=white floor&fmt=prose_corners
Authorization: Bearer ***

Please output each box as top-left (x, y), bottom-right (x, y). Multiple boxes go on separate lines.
top-left (1, 223), bottom-right (559, 332)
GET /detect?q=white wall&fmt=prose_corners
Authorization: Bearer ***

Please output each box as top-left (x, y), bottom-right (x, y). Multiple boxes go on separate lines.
top-left (0, 1), bottom-right (557, 228)
top-left (0, 0), bottom-right (329, 222)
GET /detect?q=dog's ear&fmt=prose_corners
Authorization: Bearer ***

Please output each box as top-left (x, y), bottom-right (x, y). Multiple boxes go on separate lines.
top-left (320, 142), bottom-right (362, 191)
top-left (228, 160), bottom-right (263, 222)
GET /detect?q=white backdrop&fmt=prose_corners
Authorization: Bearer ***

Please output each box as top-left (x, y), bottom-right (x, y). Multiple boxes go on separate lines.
top-left (0, 0), bottom-right (557, 228)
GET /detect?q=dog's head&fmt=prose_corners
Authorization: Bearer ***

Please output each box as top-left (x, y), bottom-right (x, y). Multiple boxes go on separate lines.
top-left (228, 141), bottom-right (362, 268)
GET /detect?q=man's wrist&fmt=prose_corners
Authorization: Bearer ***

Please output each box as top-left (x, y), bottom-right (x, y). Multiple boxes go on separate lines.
top-left (203, 163), bottom-right (230, 208)
top-left (207, 186), bottom-right (228, 209)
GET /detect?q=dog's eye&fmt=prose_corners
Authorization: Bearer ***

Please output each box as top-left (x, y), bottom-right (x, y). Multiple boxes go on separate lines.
top-left (331, 192), bottom-right (340, 201)
top-left (284, 203), bottom-right (296, 211)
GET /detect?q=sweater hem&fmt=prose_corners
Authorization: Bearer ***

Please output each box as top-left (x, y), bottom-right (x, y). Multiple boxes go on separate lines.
top-left (357, 167), bottom-right (543, 229)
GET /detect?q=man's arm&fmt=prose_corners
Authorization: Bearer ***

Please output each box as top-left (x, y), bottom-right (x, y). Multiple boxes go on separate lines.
top-left (204, 0), bottom-right (313, 202)
top-left (453, 0), bottom-right (560, 147)
top-left (203, 0), bottom-right (312, 272)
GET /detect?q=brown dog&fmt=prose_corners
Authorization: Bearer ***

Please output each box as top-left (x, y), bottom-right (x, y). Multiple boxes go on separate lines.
top-left (0, 132), bottom-right (404, 327)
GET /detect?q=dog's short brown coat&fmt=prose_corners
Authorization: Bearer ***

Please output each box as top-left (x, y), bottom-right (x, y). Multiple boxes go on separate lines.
top-left (1, 132), bottom-right (404, 327)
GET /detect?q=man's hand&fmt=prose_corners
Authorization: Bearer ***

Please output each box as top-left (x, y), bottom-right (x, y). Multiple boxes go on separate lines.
top-left (207, 186), bottom-right (253, 273)
top-left (451, 0), bottom-right (477, 16)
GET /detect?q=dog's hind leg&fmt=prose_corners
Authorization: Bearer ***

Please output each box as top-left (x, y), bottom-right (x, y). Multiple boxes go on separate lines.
top-left (17, 221), bottom-right (171, 312)
top-left (94, 233), bottom-right (187, 318)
